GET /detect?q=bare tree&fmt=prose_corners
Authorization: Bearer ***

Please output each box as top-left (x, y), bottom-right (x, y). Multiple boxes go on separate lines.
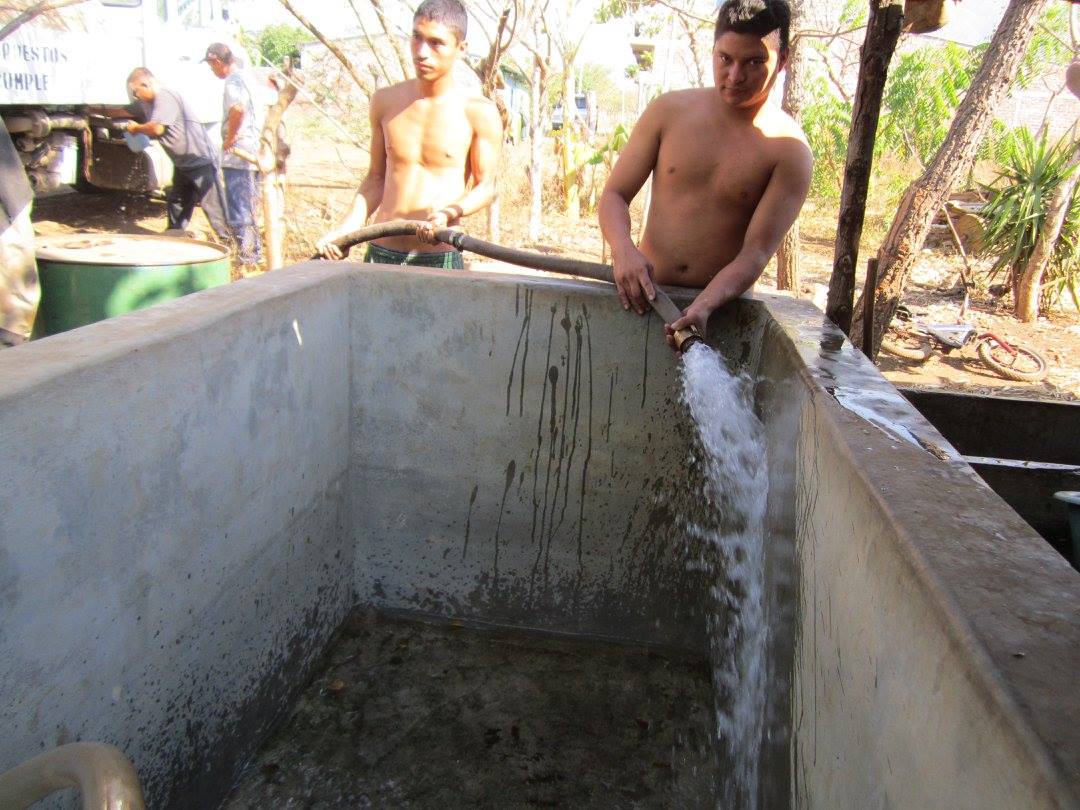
top-left (550, 0), bottom-right (592, 219)
top-left (470, 0), bottom-right (529, 240)
top-left (854, 0), bottom-right (1053, 353)
top-left (0, 0), bottom-right (89, 41)
top-left (257, 77), bottom-right (299, 270)
top-left (345, 0), bottom-right (400, 85)
top-left (368, 0), bottom-right (412, 79)
top-left (513, 1), bottom-right (555, 242)
top-left (277, 0), bottom-right (374, 96)
top-left (528, 53), bottom-right (547, 241)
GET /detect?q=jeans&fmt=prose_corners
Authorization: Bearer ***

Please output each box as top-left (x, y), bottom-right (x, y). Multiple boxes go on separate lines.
top-left (223, 167), bottom-right (263, 266)
top-left (166, 162), bottom-right (230, 243)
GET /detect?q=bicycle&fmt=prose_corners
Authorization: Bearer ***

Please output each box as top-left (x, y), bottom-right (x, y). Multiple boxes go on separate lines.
top-left (880, 305), bottom-right (1049, 383)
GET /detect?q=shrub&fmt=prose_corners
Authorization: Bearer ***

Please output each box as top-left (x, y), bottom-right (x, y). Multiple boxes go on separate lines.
top-left (979, 128), bottom-right (1080, 311)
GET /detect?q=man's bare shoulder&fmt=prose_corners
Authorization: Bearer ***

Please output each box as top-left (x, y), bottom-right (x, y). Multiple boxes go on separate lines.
top-left (757, 104), bottom-right (810, 149)
top-left (371, 81), bottom-right (419, 115)
top-left (464, 92), bottom-right (501, 127)
top-left (630, 89), bottom-right (711, 139)
top-left (649, 87), bottom-right (713, 117)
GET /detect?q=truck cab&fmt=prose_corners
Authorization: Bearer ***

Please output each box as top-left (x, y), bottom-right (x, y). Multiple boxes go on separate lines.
top-left (0, 0), bottom-right (242, 194)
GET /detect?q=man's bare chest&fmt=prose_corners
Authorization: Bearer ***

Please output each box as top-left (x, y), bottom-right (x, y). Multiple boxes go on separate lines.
top-left (654, 128), bottom-right (774, 208)
top-left (384, 108), bottom-right (474, 169)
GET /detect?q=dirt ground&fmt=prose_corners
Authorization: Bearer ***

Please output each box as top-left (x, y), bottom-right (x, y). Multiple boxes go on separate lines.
top-left (30, 108), bottom-right (1080, 401)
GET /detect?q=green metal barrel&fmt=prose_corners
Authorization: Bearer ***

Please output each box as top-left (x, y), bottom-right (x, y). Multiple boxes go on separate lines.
top-left (33, 233), bottom-right (230, 337)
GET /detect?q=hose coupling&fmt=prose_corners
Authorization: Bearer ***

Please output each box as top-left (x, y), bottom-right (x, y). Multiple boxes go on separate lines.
top-left (673, 325), bottom-right (703, 353)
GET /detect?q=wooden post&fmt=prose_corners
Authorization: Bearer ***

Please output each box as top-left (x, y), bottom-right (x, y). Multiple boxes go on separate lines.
top-left (940, 202), bottom-right (972, 289)
top-left (826, 0), bottom-right (904, 337)
top-left (861, 257), bottom-right (878, 357)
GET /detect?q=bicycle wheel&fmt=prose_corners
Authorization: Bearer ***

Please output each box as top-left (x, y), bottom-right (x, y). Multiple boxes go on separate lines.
top-left (976, 337), bottom-right (1048, 382)
top-left (880, 331), bottom-right (932, 362)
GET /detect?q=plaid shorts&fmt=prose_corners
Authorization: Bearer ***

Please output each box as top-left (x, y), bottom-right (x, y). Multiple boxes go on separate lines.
top-left (364, 242), bottom-right (465, 270)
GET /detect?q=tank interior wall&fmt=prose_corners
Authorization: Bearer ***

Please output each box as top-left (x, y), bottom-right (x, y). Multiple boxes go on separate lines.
top-left (345, 268), bottom-right (752, 651)
top-left (0, 273), bottom-right (356, 808)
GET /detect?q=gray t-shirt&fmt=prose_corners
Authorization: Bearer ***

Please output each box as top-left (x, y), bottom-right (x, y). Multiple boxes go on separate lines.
top-left (221, 71), bottom-right (263, 170)
top-left (142, 88), bottom-right (216, 170)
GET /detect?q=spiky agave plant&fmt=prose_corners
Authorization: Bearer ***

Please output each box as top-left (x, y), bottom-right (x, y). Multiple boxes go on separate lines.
top-left (978, 128), bottom-right (1080, 310)
top-left (1042, 180), bottom-right (1080, 313)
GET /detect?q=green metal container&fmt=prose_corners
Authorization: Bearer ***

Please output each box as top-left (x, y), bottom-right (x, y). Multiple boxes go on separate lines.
top-left (33, 233), bottom-right (230, 337)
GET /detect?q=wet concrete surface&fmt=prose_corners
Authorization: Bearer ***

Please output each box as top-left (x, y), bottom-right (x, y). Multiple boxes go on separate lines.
top-left (224, 610), bottom-right (720, 808)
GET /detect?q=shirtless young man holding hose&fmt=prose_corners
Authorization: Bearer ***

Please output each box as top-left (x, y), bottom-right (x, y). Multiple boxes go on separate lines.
top-left (599, 0), bottom-right (812, 347)
top-left (316, 0), bottom-right (502, 268)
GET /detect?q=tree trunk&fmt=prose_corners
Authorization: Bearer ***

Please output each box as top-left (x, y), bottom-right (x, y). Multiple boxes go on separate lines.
top-left (1016, 142), bottom-right (1080, 321)
top-left (561, 64), bottom-right (579, 219)
top-left (528, 55), bottom-right (545, 243)
top-left (474, 3), bottom-right (514, 242)
top-left (775, 0), bottom-right (808, 294)
top-left (825, 0), bottom-right (903, 334)
top-left (259, 77), bottom-right (298, 270)
top-left (854, 0), bottom-right (1052, 354)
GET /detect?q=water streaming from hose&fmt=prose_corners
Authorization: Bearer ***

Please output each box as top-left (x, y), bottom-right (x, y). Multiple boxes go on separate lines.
top-left (679, 342), bottom-right (768, 809)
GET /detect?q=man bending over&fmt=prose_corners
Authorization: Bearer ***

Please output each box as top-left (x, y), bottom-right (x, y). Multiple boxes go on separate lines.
top-left (599, 0), bottom-right (811, 345)
top-left (125, 68), bottom-right (230, 242)
top-left (316, 0), bottom-right (502, 268)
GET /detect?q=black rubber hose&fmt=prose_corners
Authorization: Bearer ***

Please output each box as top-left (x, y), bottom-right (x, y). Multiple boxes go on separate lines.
top-left (316, 219), bottom-right (700, 347)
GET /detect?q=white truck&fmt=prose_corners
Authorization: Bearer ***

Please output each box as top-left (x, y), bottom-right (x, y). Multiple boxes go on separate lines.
top-left (0, 0), bottom-right (243, 194)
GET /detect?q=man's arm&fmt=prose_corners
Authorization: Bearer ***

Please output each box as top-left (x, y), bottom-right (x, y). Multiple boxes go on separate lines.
top-left (222, 74), bottom-right (252, 152)
top-left (131, 91), bottom-right (181, 140)
top-left (598, 97), bottom-right (665, 315)
top-left (667, 138), bottom-right (812, 345)
top-left (222, 104), bottom-right (244, 152)
top-left (127, 120), bottom-right (165, 137)
top-left (316, 91), bottom-right (388, 259)
top-left (416, 97), bottom-right (503, 244)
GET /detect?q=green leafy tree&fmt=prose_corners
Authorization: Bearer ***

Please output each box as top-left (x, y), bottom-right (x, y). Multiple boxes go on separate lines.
top-left (875, 5), bottom-right (1071, 169)
top-left (877, 43), bottom-right (984, 166)
top-left (1012, 4), bottom-right (1074, 88)
top-left (802, 77), bottom-right (851, 201)
top-left (246, 24), bottom-right (313, 67)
